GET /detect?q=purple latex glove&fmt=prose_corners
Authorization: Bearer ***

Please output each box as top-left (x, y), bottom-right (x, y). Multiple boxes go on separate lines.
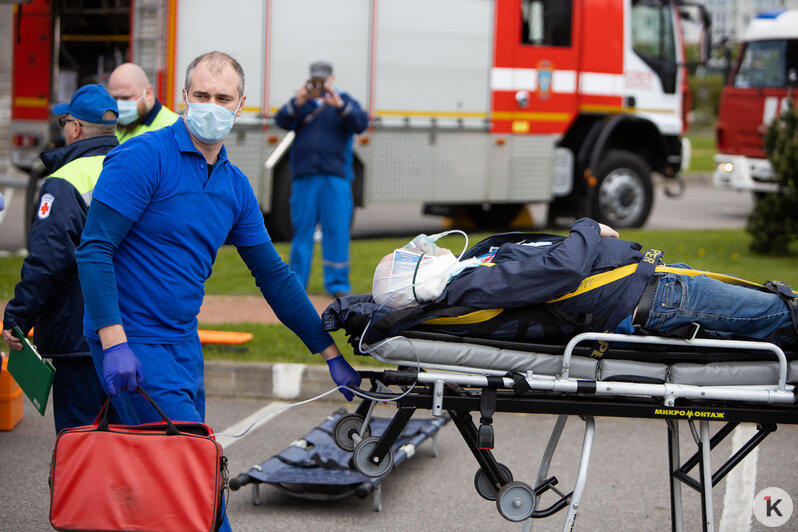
top-left (102, 342), bottom-right (143, 396)
top-left (326, 354), bottom-right (361, 401)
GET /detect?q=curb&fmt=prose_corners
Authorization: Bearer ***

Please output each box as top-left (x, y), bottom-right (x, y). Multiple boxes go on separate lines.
top-left (205, 360), bottom-right (347, 402)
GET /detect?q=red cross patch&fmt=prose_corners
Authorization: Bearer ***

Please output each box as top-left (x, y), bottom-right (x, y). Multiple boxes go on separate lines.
top-left (38, 193), bottom-right (54, 219)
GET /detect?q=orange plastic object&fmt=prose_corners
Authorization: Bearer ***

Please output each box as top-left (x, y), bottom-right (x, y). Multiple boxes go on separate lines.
top-left (197, 330), bottom-right (253, 345)
top-left (0, 355), bottom-right (24, 430)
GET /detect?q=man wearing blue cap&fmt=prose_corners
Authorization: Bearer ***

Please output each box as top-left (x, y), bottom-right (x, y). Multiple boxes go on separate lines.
top-left (2, 84), bottom-right (120, 433)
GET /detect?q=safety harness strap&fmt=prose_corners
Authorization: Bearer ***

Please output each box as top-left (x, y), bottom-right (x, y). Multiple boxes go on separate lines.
top-left (764, 280), bottom-right (798, 334)
top-left (547, 258), bottom-right (762, 305)
top-left (602, 249), bottom-right (662, 334)
top-left (477, 377), bottom-right (502, 450)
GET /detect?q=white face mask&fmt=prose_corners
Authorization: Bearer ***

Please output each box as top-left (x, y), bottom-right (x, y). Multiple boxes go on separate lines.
top-left (184, 95), bottom-right (241, 144)
top-left (116, 89), bottom-right (145, 126)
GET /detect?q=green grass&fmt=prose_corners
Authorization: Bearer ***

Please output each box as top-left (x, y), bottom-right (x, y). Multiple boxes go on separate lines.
top-left (687, 130), bottom-right (716, 174)
top-left (199, 324), bottom-right (391, 367)
top-left (3, 229), bottom-right (796, 365)
top-left (0, 255), bottom-right (24, 300)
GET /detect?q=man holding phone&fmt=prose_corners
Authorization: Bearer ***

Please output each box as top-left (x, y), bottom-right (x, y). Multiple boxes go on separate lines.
top-left (275, 61), bottom-right (369, 298)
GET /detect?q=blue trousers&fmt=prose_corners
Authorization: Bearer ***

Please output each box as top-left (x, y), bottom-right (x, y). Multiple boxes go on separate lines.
top-left (50, 355), bottom-right (110, 434)
top-left (289, 174), bottom-right (352, 295)
top-left (643, 271), bottom-right (795, 343)
top-left (88, 336), bottom-right (232, 532)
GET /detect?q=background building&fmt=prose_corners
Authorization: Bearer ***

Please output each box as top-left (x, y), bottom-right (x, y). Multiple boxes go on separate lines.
top-left (700, 0), bottom-right (798, 44)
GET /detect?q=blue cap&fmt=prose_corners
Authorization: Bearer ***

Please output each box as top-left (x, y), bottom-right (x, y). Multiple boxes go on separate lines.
top-left (53, 84), bottom-right (118, 124)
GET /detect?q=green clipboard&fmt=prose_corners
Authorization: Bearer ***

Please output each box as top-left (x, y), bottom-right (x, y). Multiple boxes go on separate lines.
top-left (7, 326), bottom-right (55, 416)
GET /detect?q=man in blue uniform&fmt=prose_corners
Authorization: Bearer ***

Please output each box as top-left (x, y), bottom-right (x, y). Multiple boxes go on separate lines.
top-left (77, 52), bottom-right (360, 531)
top-left (108, 62), bottom-right (179, 143)
top-left (275, 61), bottom-right (369, 298)
top-left (2, 84), bottom-right (119, 433)
top-left (77, 51), bottom-right (359, 421)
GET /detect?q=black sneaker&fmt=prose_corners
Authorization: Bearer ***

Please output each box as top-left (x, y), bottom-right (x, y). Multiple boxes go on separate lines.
top-left (331, 291), bottom-right (349, 299)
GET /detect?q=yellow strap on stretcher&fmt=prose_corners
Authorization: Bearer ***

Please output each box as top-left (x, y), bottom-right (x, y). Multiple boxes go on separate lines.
top-left (424, 308), bottom-right (504, 325)
top-left (422, 265), bottom-right (762, 326)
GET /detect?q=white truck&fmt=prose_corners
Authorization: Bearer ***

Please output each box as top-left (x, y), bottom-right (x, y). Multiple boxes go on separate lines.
top-left (714, 9), bottom-right (798, 194)
top-left (10, 0), bottom-right (709, 240)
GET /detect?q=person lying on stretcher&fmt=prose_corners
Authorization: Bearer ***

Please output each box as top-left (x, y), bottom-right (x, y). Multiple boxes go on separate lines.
top-left (369, 218), bottom-right (798, 347)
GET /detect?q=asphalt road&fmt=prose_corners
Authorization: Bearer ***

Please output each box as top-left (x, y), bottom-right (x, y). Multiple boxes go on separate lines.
top-left (2, 392), bottom-right (796, 531)
top-left (349, 174), bottom-right (754, 238)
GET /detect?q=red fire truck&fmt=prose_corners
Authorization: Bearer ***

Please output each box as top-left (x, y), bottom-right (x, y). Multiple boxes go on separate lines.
top-left (714, 9), bottom-right (798, 194)
top-left (10, 0), bottom-right (709, 239)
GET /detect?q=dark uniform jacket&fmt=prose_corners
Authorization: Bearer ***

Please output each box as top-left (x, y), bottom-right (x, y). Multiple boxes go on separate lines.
top-left (3, 135), bottom-right (118, 357)
top-left (322, 219), bottom-right (650, 344)
top-left (275, 91), bottom-right (369, 180)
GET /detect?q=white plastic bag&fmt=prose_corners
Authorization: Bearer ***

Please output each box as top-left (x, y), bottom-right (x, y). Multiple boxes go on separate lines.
top-left (372, 235), bottom-right (460, 309)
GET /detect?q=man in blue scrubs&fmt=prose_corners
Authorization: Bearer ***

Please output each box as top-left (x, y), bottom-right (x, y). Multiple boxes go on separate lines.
top-left (76, 51), bottom-right (360, 432)
top-left (77, 52), bottom-right (361, 530)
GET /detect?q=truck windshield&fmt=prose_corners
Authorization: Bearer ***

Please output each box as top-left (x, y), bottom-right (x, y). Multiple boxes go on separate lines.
top-left (631, 2), bottom-right (677, 93)
top-left (733, 40), bottom-right (798, 89)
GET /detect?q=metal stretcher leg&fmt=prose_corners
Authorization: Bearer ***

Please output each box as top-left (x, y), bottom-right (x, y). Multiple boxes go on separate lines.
top-left (562, 416), bottom-right (595, 532)
top-left (523, 415), bottom-right (568, 531)
top-left (698, 421), bottom-right (715, 532)
top-left (667, 420), bottom-right (683, 532)
top-left (669, 420), bottom-right (776, 532)
top-left (448, 410), bottom-right (510, 491)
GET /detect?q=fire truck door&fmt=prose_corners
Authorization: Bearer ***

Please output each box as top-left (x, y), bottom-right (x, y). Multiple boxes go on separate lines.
top-left (491, 0), bottom-right (579, 136)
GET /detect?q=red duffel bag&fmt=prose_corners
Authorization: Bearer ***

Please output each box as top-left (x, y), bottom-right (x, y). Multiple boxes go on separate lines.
top-left (49, 386), bottom-right (227, 532)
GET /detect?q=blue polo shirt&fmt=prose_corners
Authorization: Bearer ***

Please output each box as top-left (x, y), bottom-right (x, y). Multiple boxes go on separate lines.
top-left (85, 119), bottom-right (269, 342)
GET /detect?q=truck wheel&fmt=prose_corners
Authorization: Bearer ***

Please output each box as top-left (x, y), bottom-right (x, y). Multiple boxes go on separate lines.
top-left (592, 150), bottom-right (653, 228)
top-left (265, 162), bottom-right (293, 242)
top-left (464, 203), bottom-right (524, 230)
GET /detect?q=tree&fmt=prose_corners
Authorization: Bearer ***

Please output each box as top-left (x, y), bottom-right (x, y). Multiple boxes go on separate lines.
top-left (746, 99), bottom-right (798, 254)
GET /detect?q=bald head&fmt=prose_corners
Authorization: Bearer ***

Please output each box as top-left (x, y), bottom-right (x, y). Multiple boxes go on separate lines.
top-left (108, 63), bottom-right (156, 121)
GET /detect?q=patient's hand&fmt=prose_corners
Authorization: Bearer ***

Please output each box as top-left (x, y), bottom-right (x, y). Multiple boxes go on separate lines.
top-left (598, 223), bottom-right (619, 239)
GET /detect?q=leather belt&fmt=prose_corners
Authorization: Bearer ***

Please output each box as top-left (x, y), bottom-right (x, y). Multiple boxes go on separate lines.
top-left (633, 275), bottom-right (661, 327)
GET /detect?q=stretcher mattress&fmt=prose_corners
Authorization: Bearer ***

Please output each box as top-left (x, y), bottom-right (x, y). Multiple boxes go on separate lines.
top-left (368, 334), bottom-right (798, 386)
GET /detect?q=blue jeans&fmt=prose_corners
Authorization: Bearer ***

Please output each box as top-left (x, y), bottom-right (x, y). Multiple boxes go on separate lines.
top-left (290, 174), bottom-right (352, 295)
top-left (643, 271), bottom-right (795, 341)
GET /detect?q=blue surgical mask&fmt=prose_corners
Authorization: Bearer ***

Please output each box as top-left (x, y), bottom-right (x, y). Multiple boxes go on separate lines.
top-left (185, 98), bottom-right (241, 144)
top-left (115, 90), bottom-right (145, 126)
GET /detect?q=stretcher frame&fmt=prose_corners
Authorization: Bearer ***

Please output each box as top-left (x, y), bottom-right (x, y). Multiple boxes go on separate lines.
top-left (339, 332), bottom-right (798, 531)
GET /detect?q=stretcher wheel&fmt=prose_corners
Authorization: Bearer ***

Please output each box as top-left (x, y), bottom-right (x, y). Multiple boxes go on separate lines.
top-left (496, 481), bottom-right (536, 522)
top-left (333, 413), bottom-right (371, 452)
top-left (352, 437), bottom-right (394, 478)
top-left (474, 463), bottom-right (513, 501)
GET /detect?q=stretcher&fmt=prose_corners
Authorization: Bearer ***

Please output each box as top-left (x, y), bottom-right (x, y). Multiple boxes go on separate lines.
top-left (324, 302), bottom-right (798, 531)
top-left (227, 408), bottom-right (448, 511)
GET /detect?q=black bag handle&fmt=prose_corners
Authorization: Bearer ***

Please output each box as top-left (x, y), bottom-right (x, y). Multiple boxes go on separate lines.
top-left (97, 386), bottom-right (180, 435)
